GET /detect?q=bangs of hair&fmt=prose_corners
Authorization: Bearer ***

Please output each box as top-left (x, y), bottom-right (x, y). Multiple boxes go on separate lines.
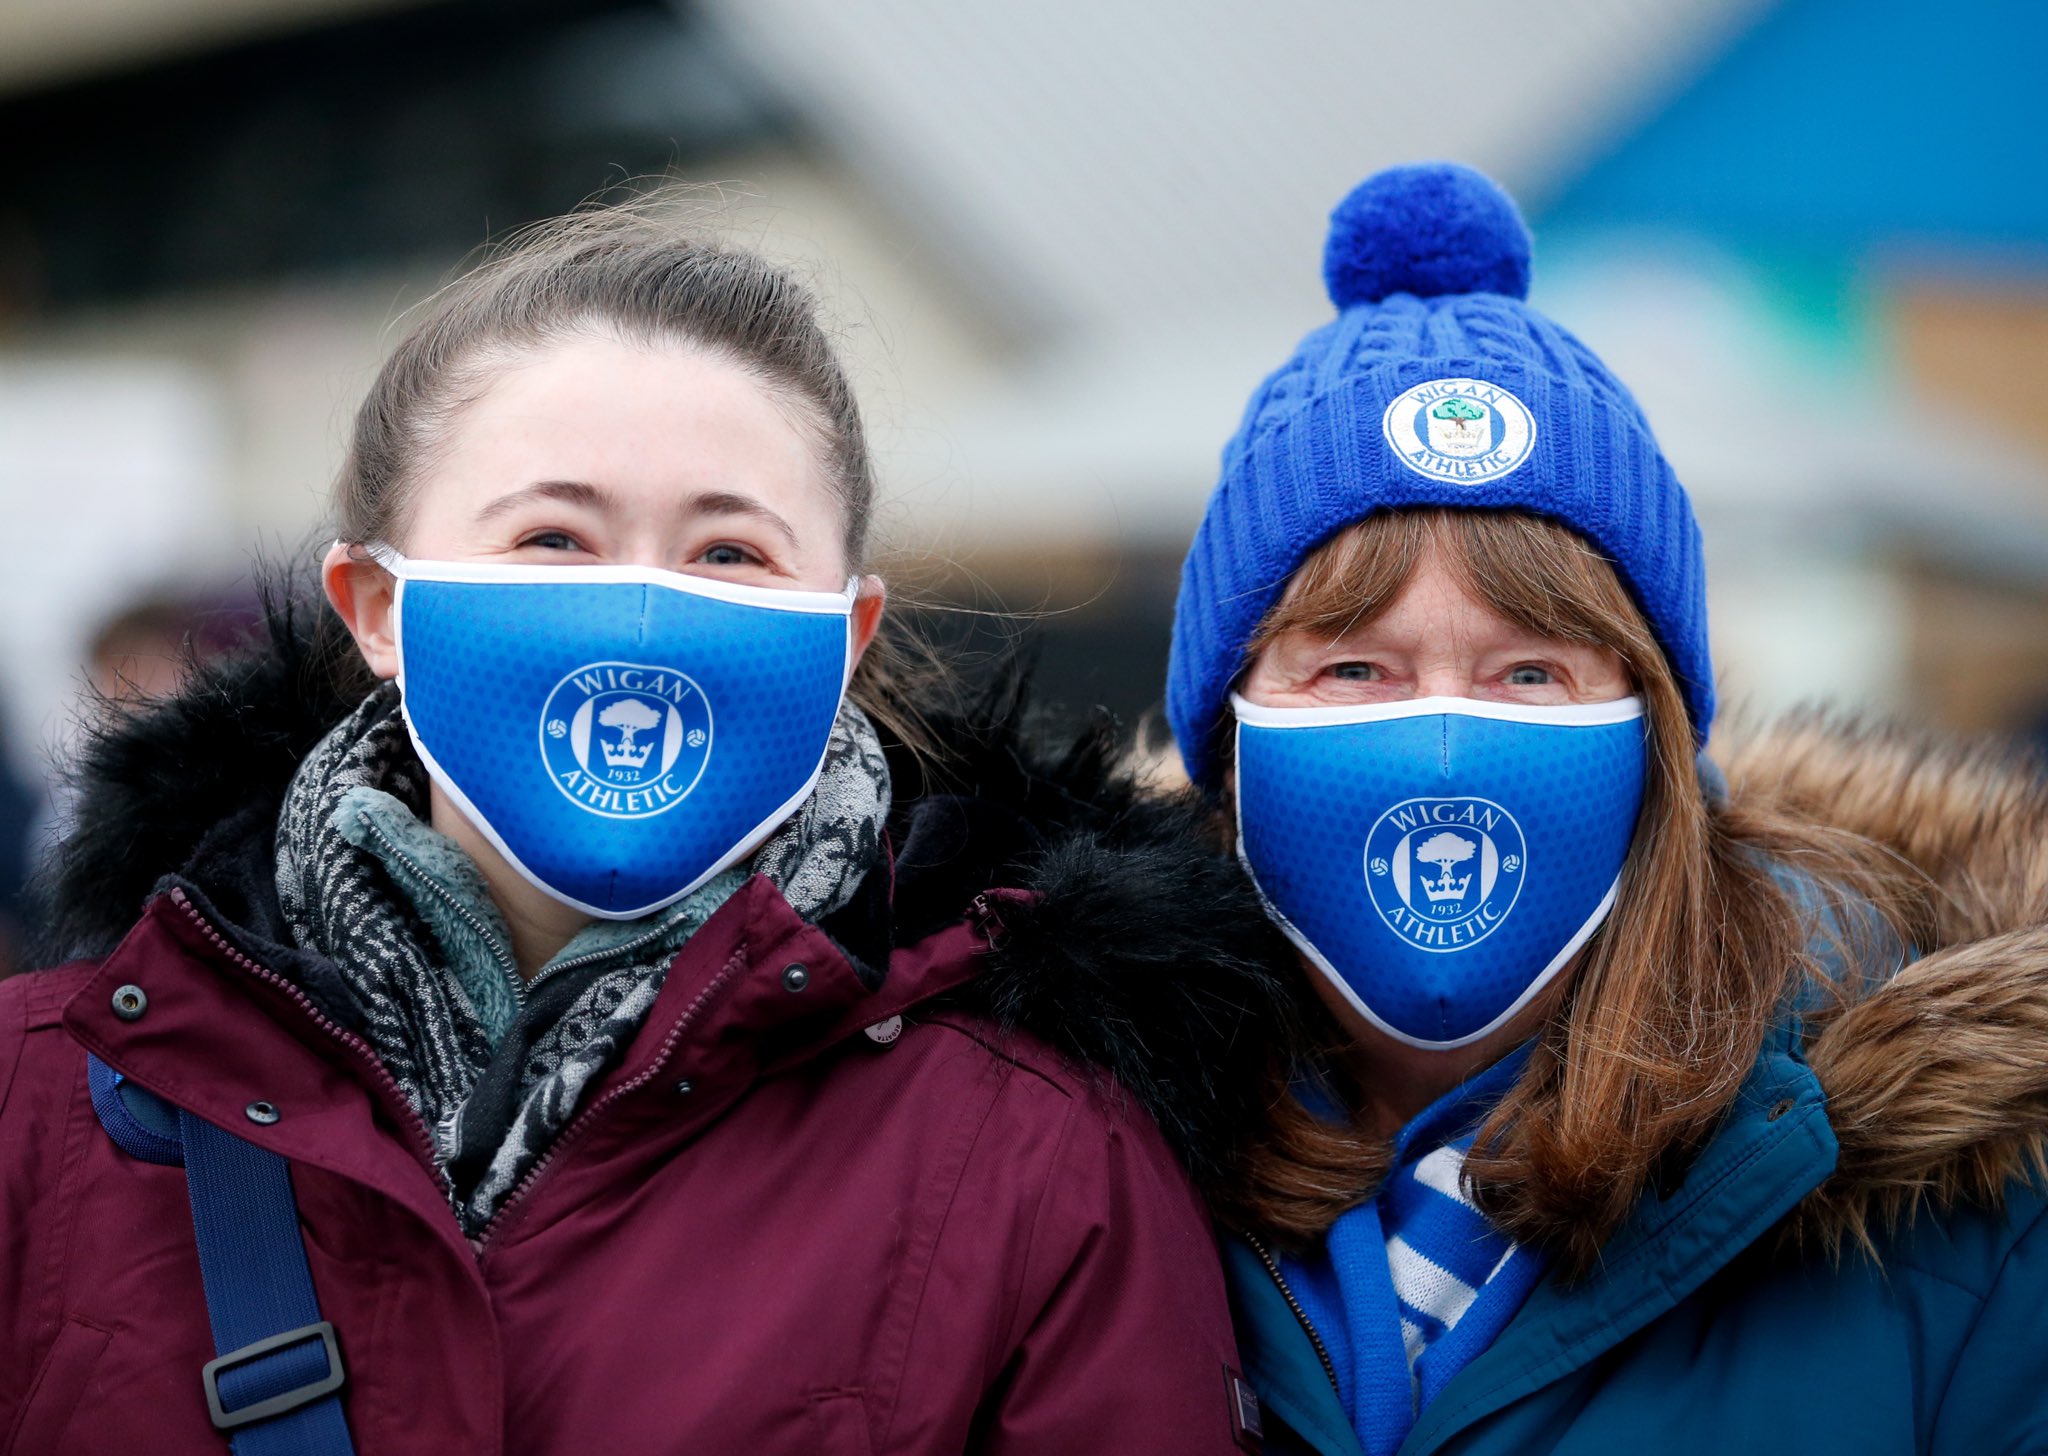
top-left (1249, 510), bottom-right (1659, 671)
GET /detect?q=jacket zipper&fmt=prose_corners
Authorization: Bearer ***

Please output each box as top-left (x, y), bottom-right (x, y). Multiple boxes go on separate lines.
top-left (356, 817), bottom-right (523, 1012)
top-left (534, 910), bottom-right (695, 985)
top-left (176, 885), bottom-right (730, 1252)
top-left (1244, 1231), bottom-right (1342, 1400)
top-left (170, 888), bottom-right (444, 1178)
top-left (473, 951), bottom-right (748, 1251)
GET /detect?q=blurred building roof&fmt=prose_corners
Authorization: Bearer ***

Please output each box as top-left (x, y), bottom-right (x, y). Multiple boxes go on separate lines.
top-left (0, 0), bottom-right (775, 309)
top-left (694, 0), bottom-right (1830, 553)
top-left (1545, 0), bottom-right (2048, 257)
top-left (701, 0), bottom-right (1774, 341)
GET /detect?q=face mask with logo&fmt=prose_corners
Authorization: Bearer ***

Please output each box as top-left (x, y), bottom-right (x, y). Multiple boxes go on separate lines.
top-left (368, 545), bottom-right (859, 920)
top-left (1231, 693), bottom-right (1648, 1050)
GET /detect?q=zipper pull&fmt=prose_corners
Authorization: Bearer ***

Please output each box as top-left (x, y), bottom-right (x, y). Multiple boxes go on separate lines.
top-left (969, 889), bottom-right (1042, 948)
top-left (970, 892), bottom-right (1013, 951)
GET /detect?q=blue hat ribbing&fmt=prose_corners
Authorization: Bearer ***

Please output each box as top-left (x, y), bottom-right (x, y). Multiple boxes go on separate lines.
top-left (1166, 162), bottom-right (1710, 791)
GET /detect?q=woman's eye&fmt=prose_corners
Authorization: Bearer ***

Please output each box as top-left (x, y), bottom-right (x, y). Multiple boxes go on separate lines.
top-left (1505, 664), bottom-right (1554, 686)
top-left (697, 543), bottom-right (760, 568)
top-left (520, 530), bottom-right (584, 552)
top-left (1328, 662), bottom-right (1380, 682)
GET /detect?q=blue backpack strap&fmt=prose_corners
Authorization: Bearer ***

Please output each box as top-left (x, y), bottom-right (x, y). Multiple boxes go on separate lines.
top-left (181, 1110), bottom-right (354, 1452)
top-left (87, 1053), bottom-right (183, 1165)
top-left (85, 1055), bottom-right (356, 1454)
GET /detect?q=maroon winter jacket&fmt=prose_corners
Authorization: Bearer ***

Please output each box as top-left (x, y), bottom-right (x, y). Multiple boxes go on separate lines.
top-left (0, 618), bottom-right (1285, 1455)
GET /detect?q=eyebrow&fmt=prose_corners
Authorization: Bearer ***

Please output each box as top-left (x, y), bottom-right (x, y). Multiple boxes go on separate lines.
top-left (474, 480), bottom-right (800, 549)
top-left (474, 479), bottom-right (614, 522)
top-left (691, 490), bottom-right (800, 549)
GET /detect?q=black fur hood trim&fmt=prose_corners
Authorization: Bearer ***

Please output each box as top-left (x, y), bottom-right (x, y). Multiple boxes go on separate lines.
top-left (880, 687), bottom-right (1299, 1202)
top-left (34, 590), bottom-right (1296, 1201)
top-left (972, 801), bottom-right (1297, 1200)
top-left (34, 589), bottom-right (373, 967)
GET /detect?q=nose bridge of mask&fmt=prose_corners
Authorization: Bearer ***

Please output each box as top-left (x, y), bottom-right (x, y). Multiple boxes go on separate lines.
top-left (362, 540), bottom-right (859, 606)
top-left (1231, 694), bottom-right (1648, 1050)
top-left (365, 543), bottom-right (860, 662)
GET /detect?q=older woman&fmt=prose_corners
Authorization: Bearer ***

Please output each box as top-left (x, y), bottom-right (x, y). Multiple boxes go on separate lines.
top-left (1162, 164), bottom-right (2048, 1455)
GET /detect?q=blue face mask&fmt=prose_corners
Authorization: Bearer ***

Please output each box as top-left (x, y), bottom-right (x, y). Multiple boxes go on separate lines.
top-left (1232, 693), bottom-right (1648, 1049)
top-left (372, 546), bottom-right (859, 920)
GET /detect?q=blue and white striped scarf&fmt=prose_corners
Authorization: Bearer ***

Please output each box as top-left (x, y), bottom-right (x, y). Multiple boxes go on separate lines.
top-left (1280, 1047), bottom-right (1545, 1456)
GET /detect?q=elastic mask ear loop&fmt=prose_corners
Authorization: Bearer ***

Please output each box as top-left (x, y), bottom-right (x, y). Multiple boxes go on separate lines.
top-left (361, 541), bottom-right (408, 577)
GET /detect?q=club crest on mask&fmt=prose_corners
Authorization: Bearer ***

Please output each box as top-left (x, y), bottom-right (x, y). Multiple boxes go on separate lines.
top-left (1364, 796), bottom-right (1527, 952)
top-left (539, 661), bottom-right (714, 819)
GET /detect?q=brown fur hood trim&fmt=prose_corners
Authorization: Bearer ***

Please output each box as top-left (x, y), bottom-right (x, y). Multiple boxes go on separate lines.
top-left (1719, 712), bottom-right (2048, 1254)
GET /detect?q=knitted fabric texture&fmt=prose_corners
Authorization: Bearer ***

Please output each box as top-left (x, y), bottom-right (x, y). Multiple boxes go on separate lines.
top-left (1167, 162), bottom-right (1710, 790)
top-left (275, 686), bottom-right (890, 1231)
top-left (1281, 1047), bottom-right (1544, 1455)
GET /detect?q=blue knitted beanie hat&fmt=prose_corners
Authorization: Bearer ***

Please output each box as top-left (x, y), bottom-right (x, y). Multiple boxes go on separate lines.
top-left (1166, 161), bottom-right (1710, 791)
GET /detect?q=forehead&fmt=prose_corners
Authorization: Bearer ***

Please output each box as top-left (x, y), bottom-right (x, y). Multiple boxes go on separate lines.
top-left (1275, 551), bottom-right (1532, 646)
top-left (420, 334), bottom-right (831, 522)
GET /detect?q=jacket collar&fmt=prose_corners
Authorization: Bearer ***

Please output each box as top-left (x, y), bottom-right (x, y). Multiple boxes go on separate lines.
top-left (1403, 1025), bottom-right (1835, 1451)
top-left (62, 872), bottom-right (985, 1246)
top-left (1228, 1022), bottom-right (1837, 1455)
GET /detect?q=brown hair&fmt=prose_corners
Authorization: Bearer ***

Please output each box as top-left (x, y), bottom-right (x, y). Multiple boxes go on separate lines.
top-left (1222, 510), bottom-right (1927, 1277)
top-left (332, 188), bottom-right (943, 755)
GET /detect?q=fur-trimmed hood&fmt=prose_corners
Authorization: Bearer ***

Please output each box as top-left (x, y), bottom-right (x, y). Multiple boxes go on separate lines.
top-left (32, 591), bottom-right (1296, 1208)
top-left (1720, 714), bottom-right (2048, 1250)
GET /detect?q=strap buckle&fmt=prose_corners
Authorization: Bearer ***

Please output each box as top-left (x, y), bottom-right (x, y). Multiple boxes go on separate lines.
top-left (202, 1321), bottom-right (346, 1430)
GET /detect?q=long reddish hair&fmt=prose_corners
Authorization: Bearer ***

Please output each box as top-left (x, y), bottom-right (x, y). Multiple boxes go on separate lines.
top-left (1220, 509), bottom-right (1925, 1276)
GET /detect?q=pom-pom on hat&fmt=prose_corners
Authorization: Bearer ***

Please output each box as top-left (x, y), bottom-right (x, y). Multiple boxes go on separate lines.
top-left (1323, 161), bottom-right (1532, 307)
top-left (1167, 162), bottom-right (1710, 791)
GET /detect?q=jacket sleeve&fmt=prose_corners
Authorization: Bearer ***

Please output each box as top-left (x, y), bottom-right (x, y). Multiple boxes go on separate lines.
top-left (973, 1093), bottom-right (1248, 1456)
top-left (1929, 1195), bottom-right (2048, 1456)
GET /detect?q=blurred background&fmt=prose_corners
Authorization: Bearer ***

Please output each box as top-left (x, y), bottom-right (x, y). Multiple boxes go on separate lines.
top-left (0, 0), bottom-right (2044, 964)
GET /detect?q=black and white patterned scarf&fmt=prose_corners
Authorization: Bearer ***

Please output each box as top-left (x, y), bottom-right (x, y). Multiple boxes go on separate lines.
top-left (274, 687), bottom-right (890, 1232)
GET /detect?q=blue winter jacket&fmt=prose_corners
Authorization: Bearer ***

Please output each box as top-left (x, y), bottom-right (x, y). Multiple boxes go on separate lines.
top-left (1227, 727), bottom-right (2048, 1455)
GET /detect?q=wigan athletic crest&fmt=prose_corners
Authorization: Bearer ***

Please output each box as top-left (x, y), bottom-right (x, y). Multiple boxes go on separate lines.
top-left (1381, 377), bottom-right (1537, 484)
top-left (539, 661), bottom-right (713, 818)
top-left (1364, 797), bottom-right (1528, 951)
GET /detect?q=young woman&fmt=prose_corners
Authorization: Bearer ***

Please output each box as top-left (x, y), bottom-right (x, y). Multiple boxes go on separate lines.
top-left (1161, 164), bottom-right (2048, 1454)
top-left (0, 201), bottom-right (1265, 1453)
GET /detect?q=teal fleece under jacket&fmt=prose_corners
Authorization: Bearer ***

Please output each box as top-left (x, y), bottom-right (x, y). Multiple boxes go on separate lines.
top-left (1228, 719), bottom-right (2048, 1455)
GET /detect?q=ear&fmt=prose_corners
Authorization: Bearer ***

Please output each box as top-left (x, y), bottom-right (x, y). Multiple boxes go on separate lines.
top-left (848, 574), bottom-right (887, 669)
top-left (322, 541), bottom-right (400, 681)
